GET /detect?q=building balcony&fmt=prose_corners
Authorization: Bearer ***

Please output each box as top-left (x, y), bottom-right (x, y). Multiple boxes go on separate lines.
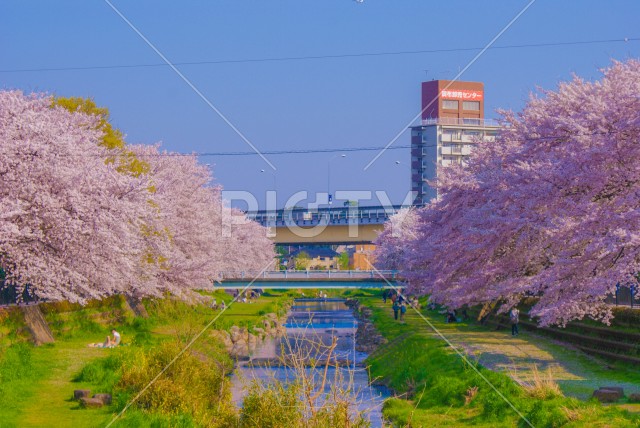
top-left (419, 117), bottom-right (500, 127)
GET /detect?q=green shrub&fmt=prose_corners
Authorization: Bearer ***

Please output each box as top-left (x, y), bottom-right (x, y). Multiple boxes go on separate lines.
top-left (110, 409), bottom-right (198, 428)
top-left (425, 375), bottom-right (470, 407)
top-left (475, 391), bottom-right (510, 421)
top-left (0, 308), bottom-right (31, 344)
top-left (132, 331), bottom-right (154, 347)
top-left (612, 307), bottom-right (640, 328)
top-left (115, 341), bottom-right (236, 426)
top-left (522, 398), bottom-right (570, 427)
top-left (73, 351), bottom-right (125, 393)
top-left (240, 380), bottom-right (303, 427)
top-left (0, 343), bottom-right (34, 382)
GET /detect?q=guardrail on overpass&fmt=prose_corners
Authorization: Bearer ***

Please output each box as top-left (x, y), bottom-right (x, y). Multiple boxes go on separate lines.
top-left (246, 205), bottom-right (408, 228)
top-left (213, 269), bottom-right (403, 289)
top-left (217, 270), bottom-right (399, 281)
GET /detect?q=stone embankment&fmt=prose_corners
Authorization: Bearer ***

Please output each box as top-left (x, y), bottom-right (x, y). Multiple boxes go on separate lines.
top-left (210, 312), bottom-right (287, 360)
top-left (345, 299), bottom-right (387, 354)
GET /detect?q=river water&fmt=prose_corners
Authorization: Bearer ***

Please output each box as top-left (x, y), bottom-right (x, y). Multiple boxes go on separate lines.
top-left (231, 298), bottom-right (389, 427)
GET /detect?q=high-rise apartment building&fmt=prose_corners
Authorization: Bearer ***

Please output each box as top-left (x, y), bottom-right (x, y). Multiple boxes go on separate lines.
top-left (411, 80), bottom-right (500, 204)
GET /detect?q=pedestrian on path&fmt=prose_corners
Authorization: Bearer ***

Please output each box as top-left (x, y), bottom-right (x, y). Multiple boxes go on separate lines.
top-left (392, 300), bottom-right (400, 321)
top-left (510, 308), bottom-right (520, 336)
top-left (382, 289), bottom-right (388, 303)
top-left (400, 302), bottom-right (407, 322)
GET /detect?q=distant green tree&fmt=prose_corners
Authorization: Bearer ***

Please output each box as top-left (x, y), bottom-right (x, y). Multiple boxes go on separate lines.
top-left (294, 251), bottom-right (311, 270)
top-left (338, 252), bottom-right (350, 270)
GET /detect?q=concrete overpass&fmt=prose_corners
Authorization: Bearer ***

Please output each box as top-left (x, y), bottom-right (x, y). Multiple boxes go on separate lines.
top-left (246, 205), bottom-right (407, 244)
top-left (215, 270), bottom-right (403, 289)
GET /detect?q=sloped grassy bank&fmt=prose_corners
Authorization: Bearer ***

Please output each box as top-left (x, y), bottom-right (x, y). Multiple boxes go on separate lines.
top-left (353, 294), bottom-right (640, 428)
top-left (0, 290), bottom-right (294, 427)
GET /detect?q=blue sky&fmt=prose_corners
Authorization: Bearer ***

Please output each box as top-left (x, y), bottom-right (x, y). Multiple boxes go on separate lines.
top-left (2, 1), bottom-right (639, 208)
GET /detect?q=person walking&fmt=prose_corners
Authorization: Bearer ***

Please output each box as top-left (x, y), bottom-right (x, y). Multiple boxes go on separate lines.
top-left (382, 289), bottom-right (388, 303)
top-left (510, 308), bottom-right (520, 336)
top-left (392, 300), bottom-right (400, 321)
top-left (400, 302), bottom-right (407, 323)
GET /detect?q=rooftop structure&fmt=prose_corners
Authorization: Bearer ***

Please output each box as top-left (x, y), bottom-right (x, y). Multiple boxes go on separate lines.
top-left (411, 80), bottom-right (501, 204)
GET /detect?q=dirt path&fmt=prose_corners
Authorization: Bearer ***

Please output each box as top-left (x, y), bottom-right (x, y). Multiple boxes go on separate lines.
top-left (371, 300), bottom-right (640, 402)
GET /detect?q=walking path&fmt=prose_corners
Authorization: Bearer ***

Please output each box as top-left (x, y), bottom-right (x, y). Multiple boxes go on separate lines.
top-left (7, 341), bottom-right (112, 427)
top-left (370, 300), bottom-right (640, 403)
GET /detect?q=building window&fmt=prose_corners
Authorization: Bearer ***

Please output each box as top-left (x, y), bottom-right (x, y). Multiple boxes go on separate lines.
top-left (443, 128), bottom-right (462, 139)
top-left (442, 100), bottom-right (459, 110)
top-left (463, 101), bottom-right (480, 111)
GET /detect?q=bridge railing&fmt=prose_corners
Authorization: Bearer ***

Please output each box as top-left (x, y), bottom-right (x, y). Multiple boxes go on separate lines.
top-left (246, 205), bottom-right (409, 226)
top-left (216, 270), bottom-right (399, 281)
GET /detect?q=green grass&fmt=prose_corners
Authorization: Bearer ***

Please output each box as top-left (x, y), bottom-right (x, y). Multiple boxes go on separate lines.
top-left (352, 293), bottom-right (640, 427)
top-left (0, 290), bottom-right (297, 428)
top-left (7, 288), bottom-right (638, 427)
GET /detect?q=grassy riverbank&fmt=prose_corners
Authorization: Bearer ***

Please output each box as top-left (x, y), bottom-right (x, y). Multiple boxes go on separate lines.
top-left (354, 293), bottom-right (640, 427)
top-left (0, 290), bottom-right (295, 427)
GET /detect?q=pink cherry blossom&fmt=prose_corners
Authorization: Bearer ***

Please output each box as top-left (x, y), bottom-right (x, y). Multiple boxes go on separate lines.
top-left (131, 144), bottom-right (275, 295)
top-left (377, 60), bottom-right (640, 326)
top-left (0, 91), bottom-right (154, 302)
top-left (374, 207), bottom-right (419, 271)
top-left (0, 91), bottom-right (274, 303)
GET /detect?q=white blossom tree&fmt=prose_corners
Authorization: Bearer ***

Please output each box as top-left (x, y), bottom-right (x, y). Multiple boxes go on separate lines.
top-left (0, 91), bottom-right (274, 303)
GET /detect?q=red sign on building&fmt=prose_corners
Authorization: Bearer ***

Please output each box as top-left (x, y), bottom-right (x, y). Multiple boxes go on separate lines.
top-left (440, 89), bottom-right (483, 100)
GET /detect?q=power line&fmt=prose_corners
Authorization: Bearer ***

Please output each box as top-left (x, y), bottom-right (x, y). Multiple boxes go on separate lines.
top-left (195, 145), bottom-right (413, 157)
top-left (2, 37), bottom-right (638, 73)
top-left (9, 128), bottom-right (630, 159)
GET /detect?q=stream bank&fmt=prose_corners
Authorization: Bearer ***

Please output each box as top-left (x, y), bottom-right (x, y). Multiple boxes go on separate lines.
top-left (230, 297), bottom-right (390, 427)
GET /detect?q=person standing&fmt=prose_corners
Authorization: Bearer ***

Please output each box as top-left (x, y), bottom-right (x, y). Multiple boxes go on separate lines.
top-left (400, 302), bottom-right (407, 322)
top-left (392, 300), bottom-right (400, 321)
top-left (382, 289), bottom-right (388, 303)
top-left (510, 308), bottom-right (520, 336)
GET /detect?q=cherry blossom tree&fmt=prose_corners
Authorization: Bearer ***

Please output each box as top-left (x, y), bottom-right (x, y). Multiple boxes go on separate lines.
top-left (0, 91), bottom-right (274, 303)
top-left (374, 207), bottom-right (419, 271)
top-left (393, 60), bottom-right (640, 326)
top-left (130, 145), bottom-right (275, 294)
top-left (0, 91), bottom-right (154, 302)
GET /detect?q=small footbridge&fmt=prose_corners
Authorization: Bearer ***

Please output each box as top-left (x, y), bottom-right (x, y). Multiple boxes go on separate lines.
top-left (214, 270), bottom-right (403, 289)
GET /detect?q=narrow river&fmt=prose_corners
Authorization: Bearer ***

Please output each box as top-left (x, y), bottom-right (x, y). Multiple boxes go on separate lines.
top-left (231, 297), bottom-right (390, 427)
